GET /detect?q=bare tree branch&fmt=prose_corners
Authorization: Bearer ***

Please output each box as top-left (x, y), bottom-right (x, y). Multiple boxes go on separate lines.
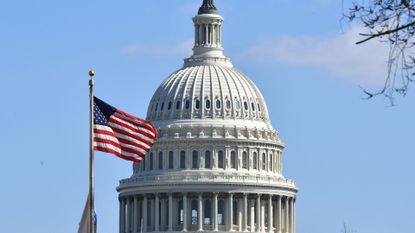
top-left (356, 20), bottom-right (415, 44)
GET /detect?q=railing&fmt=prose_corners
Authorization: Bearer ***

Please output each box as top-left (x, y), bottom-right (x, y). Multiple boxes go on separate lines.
top-left (119, 172), bottom-right (296, 188)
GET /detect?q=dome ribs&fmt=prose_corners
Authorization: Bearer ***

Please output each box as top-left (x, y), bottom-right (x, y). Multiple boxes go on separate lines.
top-left (212, 66), bottom-right (225, 119)
top-left (147, 65), bottom-right (272, 128)
top-left (216, 66), bottom-right (236, 119)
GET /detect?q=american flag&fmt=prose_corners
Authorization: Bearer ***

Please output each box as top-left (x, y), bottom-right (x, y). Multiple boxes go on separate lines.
top-left (93, 97), bottom-right (158, 162)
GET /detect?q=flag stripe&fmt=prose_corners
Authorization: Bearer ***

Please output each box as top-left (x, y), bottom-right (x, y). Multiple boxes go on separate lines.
top-left (93, 97), bottom-right (157, 163)
top-left (94, 126), bottom-right (151, 150)
top-left (94, 137), bottom-right (147, 156)
top-left (109, 125), bottom-right (154, 146)
top-left (94, 145), bottom-right (142, 163)
top-left (113, 112), bottom-right (157, 135)
top-left (109, 115), bottom-right (156, 140)
top-left (115, 110), bottom-right (157, 133)
top-left (94, 133), bottom-right (149, 155)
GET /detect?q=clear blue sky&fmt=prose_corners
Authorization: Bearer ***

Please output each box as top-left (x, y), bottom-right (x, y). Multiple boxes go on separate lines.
top-left (1, 1), bottom-right (414, 233)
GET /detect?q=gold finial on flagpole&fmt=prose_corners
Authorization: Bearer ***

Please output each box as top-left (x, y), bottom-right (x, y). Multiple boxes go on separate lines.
top-left (89, 70), bottom-right (95, 78)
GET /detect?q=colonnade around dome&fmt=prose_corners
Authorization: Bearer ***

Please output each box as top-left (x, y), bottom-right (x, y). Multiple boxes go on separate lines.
top-left (119, 192), bottom-right (295, 233)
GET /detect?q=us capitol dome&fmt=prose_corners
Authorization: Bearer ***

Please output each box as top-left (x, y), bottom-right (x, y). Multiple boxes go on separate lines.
top-left (117, 1), bottom-right (298, 233)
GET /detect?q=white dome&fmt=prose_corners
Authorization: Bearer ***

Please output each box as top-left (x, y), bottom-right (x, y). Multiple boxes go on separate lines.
top-left (117, 2), bottom-right (297, 233)
top-left (147, 65), bottom-right (271, 127)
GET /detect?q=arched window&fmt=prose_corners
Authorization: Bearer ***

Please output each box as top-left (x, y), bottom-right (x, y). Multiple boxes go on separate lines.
top-left (262, 153), bottom-right (266, 170)
top-left (251, 102), bottom-right (255, 111)
top-left (178, 200), bottom-right (184, 225)
top-left (218, 200), bottom-right (225, 225)
top-left (176, 101), bottom-right (181, 110)
top-left (161, 102), bottom-right (165, 111)
top-left (226, 99), bottom-right (231, 109)
top-left (231, 151), bottom-right (236, 169)
top-left (169, 151), bottom-right (174, 169)
top-left (206, 99), bottom-right (211, 109)
top-left (192, 150), bottom-right (199, 169)
top-left (158, 152), bottom-right (163, 169)
top-left (204, 200), bottom-right (212, 225)
top-left (155, 103), bottom-right (159, 111)
top-left (257, 103), bottom-right (261, 112)
top-left (150, 152), bottom-right (154, 170)
top-left (185, 100), bottom-right (190, 109)
top-left (253, 152), bottom-right (258, 170)
top-left (269, 153), bottom-right (273, 171)
top-left (168, 101), bottom-right (172, 110)
top-left (205, 151), bottom-right (211, 169)
top-left (195, 99), bottom-right (200, 109)
top-left (142, 156), bottom-right (146, 171)
top-left (216, 99), bottom-right (221, 109)
top-left (180, 151), bottom-right (186, 169)
top-left (242, 151), bottom-right (248, 169)
top-left (218, 151), bottom-right (224, 169)
top-left (244, 101), bottom-right (249, 110)
top-left (235, 99), bottom-right (241, 110)
top-left (191, 200), bottom-right (198, 225)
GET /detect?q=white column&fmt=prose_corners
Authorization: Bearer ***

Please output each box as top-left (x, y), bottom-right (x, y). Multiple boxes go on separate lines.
top-left (228, 193), bottom-right (234, 231)
top-left (268, 196), bottom-right (273, 233)
top-left (256, 195), bottom-right (261, 232)
top-left (183, 193), bottom-right (188, 232)
top-left (250, 200), bottom-right (255, 232)
top-left (261, 201), bottom-right (265, 232)
top-left (238, 197), bottom-right (243, 231)
top-left (289, 198), bottom-right (294, 233)
top-left (120, 198), bottom-right (126, 233)
top-left (243, 194), bottom-right (248, 232)
top-left (293, 199), bottom-right (296, 233)
top-left (213, 193), bottom-right (218, 231)
top-left (276, 196), bottom-right (281, 233)
top-left (133, 196), bottom-right (139, 233)
top-left (143, 196), bottom-right (148, 232)
top-left (155, 194), bottom-right (160, 232)
top-left (198, 193), bottom-right (203, 231)
top-left (285, 198), bottom-right (289, 233)
top-left (195, 25), bottom-right (199, 46)
top-left (169, 193), bottom-right (174, 232)
top-left (127, 198), bottom-right (133, 233)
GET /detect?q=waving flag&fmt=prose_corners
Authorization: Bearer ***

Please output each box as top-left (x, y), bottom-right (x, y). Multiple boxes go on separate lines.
top-left (93, 97), bottom-right (158, 162)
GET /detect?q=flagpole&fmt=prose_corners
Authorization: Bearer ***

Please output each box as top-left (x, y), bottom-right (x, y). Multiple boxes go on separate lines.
top-left (88, 70), bottom-right (95, 233)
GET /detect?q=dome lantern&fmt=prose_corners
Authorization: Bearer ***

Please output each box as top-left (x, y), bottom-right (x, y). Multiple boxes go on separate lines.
top-left (185, 0), bottom-right (232, 67)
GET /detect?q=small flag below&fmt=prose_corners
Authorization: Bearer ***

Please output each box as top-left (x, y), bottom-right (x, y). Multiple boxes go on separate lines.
top-left (93, 97), bottom-right (158, 162)
top-left (77, 195), bottom-right (97, 233)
